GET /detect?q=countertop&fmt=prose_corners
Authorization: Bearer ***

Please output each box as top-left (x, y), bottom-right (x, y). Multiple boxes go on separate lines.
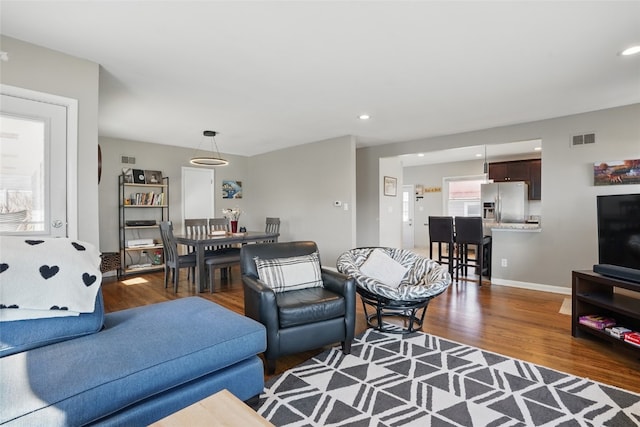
top-left (484, 221), bottom-right (541, 232)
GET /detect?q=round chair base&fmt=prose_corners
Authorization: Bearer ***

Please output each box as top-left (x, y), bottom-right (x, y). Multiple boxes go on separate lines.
top-left (357, 287), bottom-right (432, 334)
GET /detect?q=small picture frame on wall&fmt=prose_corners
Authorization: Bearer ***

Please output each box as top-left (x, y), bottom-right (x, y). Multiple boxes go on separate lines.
top-left (384, 176), bottom-right (397, 196)
top-left (222, 180), bottom-right (243, 199)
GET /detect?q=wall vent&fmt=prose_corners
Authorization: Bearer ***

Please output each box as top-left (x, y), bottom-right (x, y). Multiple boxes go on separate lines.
top-left (571, 133), bottom-right (596, 147)
top-left (121, 156), bottom-right (136, 164)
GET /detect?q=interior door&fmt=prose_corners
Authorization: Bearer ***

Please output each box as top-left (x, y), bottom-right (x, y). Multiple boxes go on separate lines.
top-left (402, 185), bottom-right (415, 248)
top-left (0, 93), bottom-right (68, 237)
top-left (181, 167), bottom-right (215, 231)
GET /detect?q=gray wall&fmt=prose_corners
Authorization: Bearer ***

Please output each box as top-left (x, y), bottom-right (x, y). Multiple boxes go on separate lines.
top-left (357, 104), bottom-right (640, 289)
top-left (0, 36), bottom-right (100, 246)
top-left (247, 135), bottom-right (357, 267)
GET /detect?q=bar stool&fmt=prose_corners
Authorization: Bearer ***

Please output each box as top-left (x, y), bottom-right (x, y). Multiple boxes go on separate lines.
top-left (454, 216), bottom-right (492, 284)
top-left (428, 216), bottom-right (456, 276)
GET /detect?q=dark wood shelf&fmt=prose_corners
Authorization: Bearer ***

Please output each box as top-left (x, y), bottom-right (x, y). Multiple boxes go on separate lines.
top-left (572, 270), bottom-right (640, 358)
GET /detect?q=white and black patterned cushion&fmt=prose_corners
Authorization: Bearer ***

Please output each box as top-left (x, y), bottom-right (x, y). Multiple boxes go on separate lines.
top-left (254, 251), bottom-right (323, 293)
top-left (337, 247), bottom-right (451, 301)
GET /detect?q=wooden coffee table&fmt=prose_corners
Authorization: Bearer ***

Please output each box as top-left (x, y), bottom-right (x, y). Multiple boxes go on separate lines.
top-left (150, 389), bottom-right (274, 426)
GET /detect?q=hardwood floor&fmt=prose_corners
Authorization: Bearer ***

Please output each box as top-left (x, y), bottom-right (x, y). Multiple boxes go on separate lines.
top-left (101, 268), bottom-right (640, 393)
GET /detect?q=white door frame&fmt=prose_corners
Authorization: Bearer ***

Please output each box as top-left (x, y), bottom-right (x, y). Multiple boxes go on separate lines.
top-left (0, 84), bottom-right (78, 238)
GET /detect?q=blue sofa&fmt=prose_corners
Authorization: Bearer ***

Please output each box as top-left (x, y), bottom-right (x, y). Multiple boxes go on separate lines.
top-left (0, 295), bottom-right (267, 426)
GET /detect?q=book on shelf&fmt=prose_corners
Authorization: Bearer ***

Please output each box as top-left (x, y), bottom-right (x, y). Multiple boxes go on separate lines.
top-left (129, 192), bottom-right (165, 206)
top-left (578, 314), bottom-right (616, 330)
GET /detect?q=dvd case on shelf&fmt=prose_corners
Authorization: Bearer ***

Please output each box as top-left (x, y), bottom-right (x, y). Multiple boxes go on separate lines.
top-left (578, 314), bottom-right (616, 330)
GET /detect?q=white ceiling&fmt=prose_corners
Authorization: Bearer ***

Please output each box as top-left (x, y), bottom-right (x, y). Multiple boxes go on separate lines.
top-left (1, 1), bottom-right (639, 158)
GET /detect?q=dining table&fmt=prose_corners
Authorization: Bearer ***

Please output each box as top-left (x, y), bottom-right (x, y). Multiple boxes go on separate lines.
top-left (174, 231), bottom-right (279, 292)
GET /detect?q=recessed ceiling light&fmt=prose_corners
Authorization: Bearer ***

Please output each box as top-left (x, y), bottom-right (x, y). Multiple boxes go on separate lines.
top-left (358, 114), bottom-right (370, 120)
top-left (417, 153), bottom-right (425, 157)
top-left (475, 153), bottom-right (483, 158)
top-left (621, 45), bottom-right (640, 56)
top-left (534, 147), bottom-right (542, 151)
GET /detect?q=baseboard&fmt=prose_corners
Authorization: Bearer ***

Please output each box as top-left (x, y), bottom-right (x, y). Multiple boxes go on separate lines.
top-left (490, 278), bottom-right (571, 295)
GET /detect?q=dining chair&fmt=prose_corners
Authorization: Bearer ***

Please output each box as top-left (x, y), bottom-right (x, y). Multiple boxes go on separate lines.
top-left (454, 216), bottom-right (492, 285)
top-left (184, 218), bottom-right (209, 236)
top-left (208, 217), bottom-right (237, 279)
top-left (158, 221), bottom-right (197, 292)
top-left (205, 251), bottom-right (241, 293)
top-left (264, 217), bottom-right (280, 242)
top-left (184, 218), bottom-right (209, 280)
top-left (428, 216), bottom-right (456, 276)
top-left (208, 217), bottom-right (229, 233)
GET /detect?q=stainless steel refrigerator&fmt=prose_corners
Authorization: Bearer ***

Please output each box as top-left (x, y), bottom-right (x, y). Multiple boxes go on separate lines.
top-left (481, 182), bottom-right (528, 223)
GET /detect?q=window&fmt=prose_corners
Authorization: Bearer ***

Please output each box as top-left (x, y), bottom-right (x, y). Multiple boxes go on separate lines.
top-left (0, 115), bottom-right (46, 232)
top-left (444, 175), bottom-right (485, 217)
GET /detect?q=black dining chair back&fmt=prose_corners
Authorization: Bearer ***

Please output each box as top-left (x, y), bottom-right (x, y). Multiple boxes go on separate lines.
top-left (453, 216), bottom-right (492, 284)
top-left (428, 216), bottom-right (455, 275)
top-left (159, 221), bottom-right (196, 292)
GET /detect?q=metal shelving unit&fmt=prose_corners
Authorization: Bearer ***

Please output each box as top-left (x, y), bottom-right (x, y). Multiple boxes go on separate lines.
top-left (118, 175), bottom-right (169, 277)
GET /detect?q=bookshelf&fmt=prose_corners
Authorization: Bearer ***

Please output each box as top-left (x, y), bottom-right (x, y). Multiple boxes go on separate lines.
top-left (572, 270), bottom-right (640, 356)
top-left (118, 175), bottom-right (169, 277)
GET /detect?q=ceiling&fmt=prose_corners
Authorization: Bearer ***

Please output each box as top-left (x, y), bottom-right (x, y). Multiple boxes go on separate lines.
top-left (1, 1), bottom-right (639, 158)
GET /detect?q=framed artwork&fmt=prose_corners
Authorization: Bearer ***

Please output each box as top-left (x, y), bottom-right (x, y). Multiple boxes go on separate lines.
top-left (132, 169), bottom-right (146, 184)
top-left (144, 170), bottom-right (162, 184)
top-left (384, 176), bottom-right (397, 196)
top-left (122, 168), bottom-right (134, 183)
top-left (593, 159), bottom-right (640, 186)
top-left (222, 180), bottom-right (243, 199)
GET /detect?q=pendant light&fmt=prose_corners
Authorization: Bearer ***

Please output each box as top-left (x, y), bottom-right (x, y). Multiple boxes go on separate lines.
top-left (190, 130), bottom-right (229, 166)
top-left (483, 144), bottom-right (488, 174)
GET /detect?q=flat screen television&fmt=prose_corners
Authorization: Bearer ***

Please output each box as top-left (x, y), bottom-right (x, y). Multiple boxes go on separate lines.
top-left (596, 193), bottom-right (640, 282)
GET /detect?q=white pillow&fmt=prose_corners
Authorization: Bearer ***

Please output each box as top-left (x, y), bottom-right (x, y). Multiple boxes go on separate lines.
top-left (359, 249), bottom-right (408, 288)
top-left (254, 251), bottom-right (323, 293)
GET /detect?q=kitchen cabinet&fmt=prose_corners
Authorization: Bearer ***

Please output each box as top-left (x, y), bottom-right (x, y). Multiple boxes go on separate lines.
top-left (488, 159), bottom-right (541, 200)
top-left (528, 159), bottom-right (541, 200)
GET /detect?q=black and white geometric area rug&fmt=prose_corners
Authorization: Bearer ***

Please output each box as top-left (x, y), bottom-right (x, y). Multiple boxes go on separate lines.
top-left (257, 329), bottom-right (640, 426)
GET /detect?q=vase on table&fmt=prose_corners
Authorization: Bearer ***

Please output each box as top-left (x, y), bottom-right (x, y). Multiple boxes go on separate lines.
top-left (230, 220), bottom-right (238, 233)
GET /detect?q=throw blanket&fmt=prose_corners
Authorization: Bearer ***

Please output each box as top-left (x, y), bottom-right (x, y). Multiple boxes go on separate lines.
top-left (0, 237), bottom-right (102, 321)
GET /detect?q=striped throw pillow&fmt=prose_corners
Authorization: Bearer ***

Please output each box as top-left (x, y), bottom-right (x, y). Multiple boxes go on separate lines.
top-left (254, 251), bottom-right (323, 293)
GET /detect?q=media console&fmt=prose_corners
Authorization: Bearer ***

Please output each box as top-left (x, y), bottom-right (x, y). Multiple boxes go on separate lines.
top-left (572, 270), bottom-right (640, 357)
